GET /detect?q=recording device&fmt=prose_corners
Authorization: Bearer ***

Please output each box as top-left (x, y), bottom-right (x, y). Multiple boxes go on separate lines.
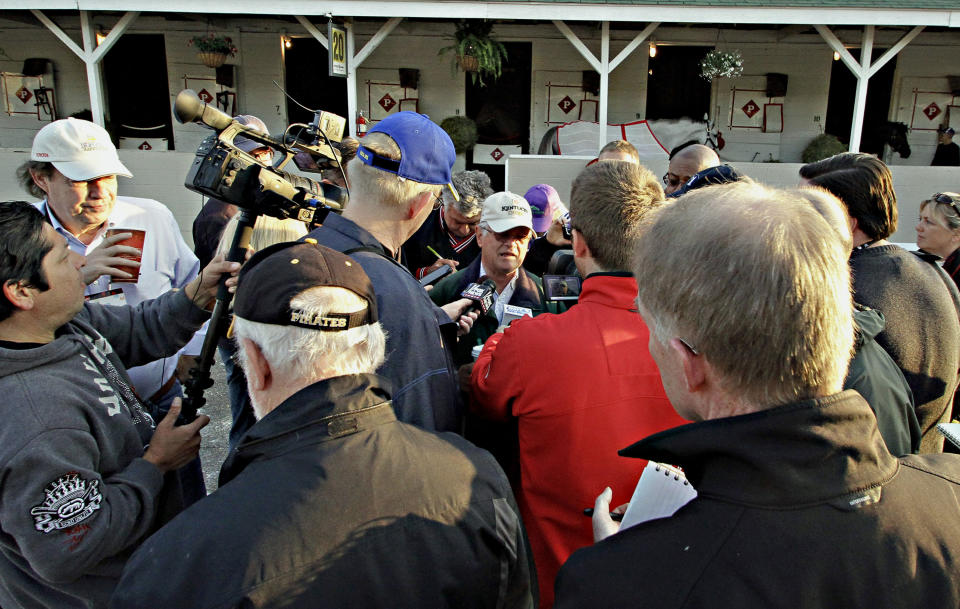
top-left (543, 275), bottom-right (581, 301)
top-left (174, 89), bottom-right (347, 225)
top-left (173, 88), bottom-right (350, 422)
top-left (461, 279), bottom-right (497, 316)
top-left (561, 211), bottom-right (573, 240)
top-left (419, 264), bottom-right (453, 287)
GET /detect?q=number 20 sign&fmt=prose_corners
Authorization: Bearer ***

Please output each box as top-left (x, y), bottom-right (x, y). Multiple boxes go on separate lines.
top-left (328, 22), bottom-right (347, 78)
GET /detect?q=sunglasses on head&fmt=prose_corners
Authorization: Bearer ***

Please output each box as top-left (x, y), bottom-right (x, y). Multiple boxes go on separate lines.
top-left (933, 192), bottom-right (960, 217)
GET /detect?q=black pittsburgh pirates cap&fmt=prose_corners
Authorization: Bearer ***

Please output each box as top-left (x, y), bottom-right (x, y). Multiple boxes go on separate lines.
top-left (229, 238), bottom-right (378, 337)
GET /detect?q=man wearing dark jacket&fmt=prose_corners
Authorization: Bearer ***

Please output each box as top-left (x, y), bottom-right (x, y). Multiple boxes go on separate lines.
top-left (555, 183), bottom-right (960, 609)
top-left (111, 241), bottom-right (534, 609)
top-left (304, 112), bottom-right (470, 433)
top-left (0, 201), bottom-right (234, 609)
top-left (430, 191), bottom-right (559, 366)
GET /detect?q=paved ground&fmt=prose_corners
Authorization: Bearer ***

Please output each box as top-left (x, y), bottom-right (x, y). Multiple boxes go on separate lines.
top-left (198, 358), bottom-right (233, 492)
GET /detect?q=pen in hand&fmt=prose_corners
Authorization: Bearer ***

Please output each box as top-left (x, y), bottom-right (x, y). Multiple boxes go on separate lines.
top-left (427, 245), bottom-right (442, 260)
top-left (583, 508), bottom-right (623, 522)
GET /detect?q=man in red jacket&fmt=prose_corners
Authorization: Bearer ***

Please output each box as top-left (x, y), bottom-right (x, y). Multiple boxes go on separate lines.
top-left (470, 160), bottom-right (688, 607)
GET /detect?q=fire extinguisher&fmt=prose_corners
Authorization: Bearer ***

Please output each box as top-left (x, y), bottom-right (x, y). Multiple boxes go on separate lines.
top-left (356, 110), bottom-right (368, 137)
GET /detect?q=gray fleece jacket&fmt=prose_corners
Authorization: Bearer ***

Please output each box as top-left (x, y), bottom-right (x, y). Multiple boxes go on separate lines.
top-left (0, 290), bottom-right (209, 609)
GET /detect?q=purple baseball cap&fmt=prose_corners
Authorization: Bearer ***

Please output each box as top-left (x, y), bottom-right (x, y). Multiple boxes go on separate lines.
top-left (524, 184), bottom-right (566, 233)
top-left (356, 111), bottom-right (459, 200)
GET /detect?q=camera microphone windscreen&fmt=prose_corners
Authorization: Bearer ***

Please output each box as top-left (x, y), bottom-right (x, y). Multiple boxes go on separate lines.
top-left (461, 279), bottom-right (496, 316)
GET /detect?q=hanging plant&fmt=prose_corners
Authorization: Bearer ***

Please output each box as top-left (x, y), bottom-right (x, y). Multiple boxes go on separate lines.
top-left (699, 49), bottom-right (744, 81)
top-left (440, 115), bottom-right (478, 154)
top-left (188, 34), bottom-right (238, 68)
top-left (439, 19), bottom-right (508, 87)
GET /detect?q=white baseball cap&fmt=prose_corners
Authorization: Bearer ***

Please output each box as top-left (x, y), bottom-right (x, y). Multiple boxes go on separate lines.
top-left (480, 191), bottom-right (534, 234)
top-left (31, 118), bottom-right (132, 181)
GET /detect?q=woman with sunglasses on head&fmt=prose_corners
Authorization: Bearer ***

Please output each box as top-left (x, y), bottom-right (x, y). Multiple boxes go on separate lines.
top-left (916, 192), bottom-right (960, 288)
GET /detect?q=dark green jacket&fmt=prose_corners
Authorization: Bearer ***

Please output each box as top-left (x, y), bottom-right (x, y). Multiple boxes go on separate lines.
top-left (430, 256), bottom-right (559, 365)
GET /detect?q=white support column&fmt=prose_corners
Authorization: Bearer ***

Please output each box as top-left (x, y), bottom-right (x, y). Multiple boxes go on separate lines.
top-left (848, 25), bottom-right (874, 152)
top-left (815, 24), bottom-right (921, 153)
top-left (80, 11), bottom-right (107, 127)
top-left (346, 21), bottom-right (358, 137)
top-left (345, 17), bottom-right (403, 136)
top-left (598, 21), bottom-right (610, 152)
top-left (31, 9), bottom-right (139, 127)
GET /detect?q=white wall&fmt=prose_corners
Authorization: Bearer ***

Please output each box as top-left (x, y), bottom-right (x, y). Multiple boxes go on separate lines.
top-left (3, 14), bottom-right (960, 169)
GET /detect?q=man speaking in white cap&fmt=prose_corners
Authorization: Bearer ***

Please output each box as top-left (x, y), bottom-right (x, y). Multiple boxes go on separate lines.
top-left (429, 191), bottom-right (559, 367)
top-left (16, 117), bottom-right (206, 502)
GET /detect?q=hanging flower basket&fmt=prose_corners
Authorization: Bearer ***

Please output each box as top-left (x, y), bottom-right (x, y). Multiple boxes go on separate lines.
top-left (700, 50), bottom-right (744, 81)
top-left (188, 34), bottom-right (237, 68)
top-left (197, 52), bottom-right (228, 68)
top-left (439, 20), bottom-right (508, 87)
top-left (457, 55), bottom-right (479, 72)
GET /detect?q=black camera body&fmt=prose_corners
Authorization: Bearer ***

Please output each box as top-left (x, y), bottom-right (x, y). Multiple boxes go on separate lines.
top-left (176, 89), bottom-right (347, 225)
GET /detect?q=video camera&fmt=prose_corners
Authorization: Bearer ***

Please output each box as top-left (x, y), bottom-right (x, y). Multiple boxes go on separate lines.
top-left (173, 89), bottom-right (348, 225)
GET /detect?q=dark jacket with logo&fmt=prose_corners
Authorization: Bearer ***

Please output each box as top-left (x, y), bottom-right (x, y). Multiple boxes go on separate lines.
top-left (555, 391), bottom-right (960, 609)
top-left (305, 214), bottom-right (463, 432)
top-left (429, 256), bottom-right (559, 366)
top-left (0, 291), bottom-right (207, 609)
top-left (111, 374), bottom-right (535, 609)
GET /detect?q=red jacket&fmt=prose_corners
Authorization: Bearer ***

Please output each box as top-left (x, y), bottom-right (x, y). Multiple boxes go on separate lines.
top-left (471, 273), bottom-right (688, 608)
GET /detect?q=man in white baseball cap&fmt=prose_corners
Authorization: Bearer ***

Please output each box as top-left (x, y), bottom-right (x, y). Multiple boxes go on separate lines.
top-left (429, 191), bottom-right (558, 366)
top-left (16, 117), bottom-right (207, 503)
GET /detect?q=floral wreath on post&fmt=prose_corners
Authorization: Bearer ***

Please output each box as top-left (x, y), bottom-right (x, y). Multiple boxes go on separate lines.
top-left (188, 34), bottom-right (238, 56)
top-left (700, 49), bottom-right (744, 80)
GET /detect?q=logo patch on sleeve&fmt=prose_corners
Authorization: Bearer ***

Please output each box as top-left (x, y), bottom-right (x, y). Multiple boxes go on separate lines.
top-left (30, 474), bottom-right (103, 533)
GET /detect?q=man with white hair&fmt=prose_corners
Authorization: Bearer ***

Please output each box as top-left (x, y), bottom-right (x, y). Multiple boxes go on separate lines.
top-left (111, 241), bottom-right (534, 609)
top-left (304, 111), bottom-right (470, 432)
top-left (555, 182), bottom-right (960, 608)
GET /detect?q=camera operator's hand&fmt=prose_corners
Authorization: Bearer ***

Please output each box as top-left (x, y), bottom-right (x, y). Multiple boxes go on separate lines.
top-left (441, 297), bottom-right (479, 337)
top-left (545, 217), bottom-right (572, 247)
top-left (80, 232), bottom-right (141, 285)
top-left (143, 398), bottom-right (209, 474)
top-left (425, 257), bottom-right (459, 275)
top-left (183, 254), bottom-right (242, 310)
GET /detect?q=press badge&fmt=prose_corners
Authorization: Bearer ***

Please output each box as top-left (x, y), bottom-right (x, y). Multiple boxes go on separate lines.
top-left (86, 288), bottom-right (126, 306)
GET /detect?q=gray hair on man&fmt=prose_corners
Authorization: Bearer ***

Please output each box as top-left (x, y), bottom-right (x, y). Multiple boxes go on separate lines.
top-left (446, 170), bottom-right (493, 219)
top-left (633, 181), bottom-right (855, 407)
top-left (346, 132), bottom-right (442, 210)
top-left (233, 286), bottom-right (387, 418)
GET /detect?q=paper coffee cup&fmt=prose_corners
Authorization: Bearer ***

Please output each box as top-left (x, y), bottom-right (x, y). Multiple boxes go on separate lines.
top-left (105, 228), bottom-right (144, 283)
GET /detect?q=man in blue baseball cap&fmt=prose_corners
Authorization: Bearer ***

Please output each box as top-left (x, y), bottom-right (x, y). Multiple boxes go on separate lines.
top-left (304, 112), bottom-right (473, 433)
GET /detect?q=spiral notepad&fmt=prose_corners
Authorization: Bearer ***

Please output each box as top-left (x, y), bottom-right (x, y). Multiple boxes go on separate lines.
top-left (618, 461), bottom-right (698, 532)
top-left (937, 423), bottom-right (960, 450)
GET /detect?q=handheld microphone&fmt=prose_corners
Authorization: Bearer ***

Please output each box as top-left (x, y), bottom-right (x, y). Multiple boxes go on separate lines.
top-left (460, 279), bottom-right (496, 316)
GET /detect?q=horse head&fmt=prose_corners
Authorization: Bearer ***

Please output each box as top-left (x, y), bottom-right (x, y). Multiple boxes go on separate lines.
top-left (882, 121), bottom-right (911, 159)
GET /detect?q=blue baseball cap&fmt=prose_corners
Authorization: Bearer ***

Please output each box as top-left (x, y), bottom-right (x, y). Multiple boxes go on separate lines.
top-left (356, 111), bottom-right (459, 200)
